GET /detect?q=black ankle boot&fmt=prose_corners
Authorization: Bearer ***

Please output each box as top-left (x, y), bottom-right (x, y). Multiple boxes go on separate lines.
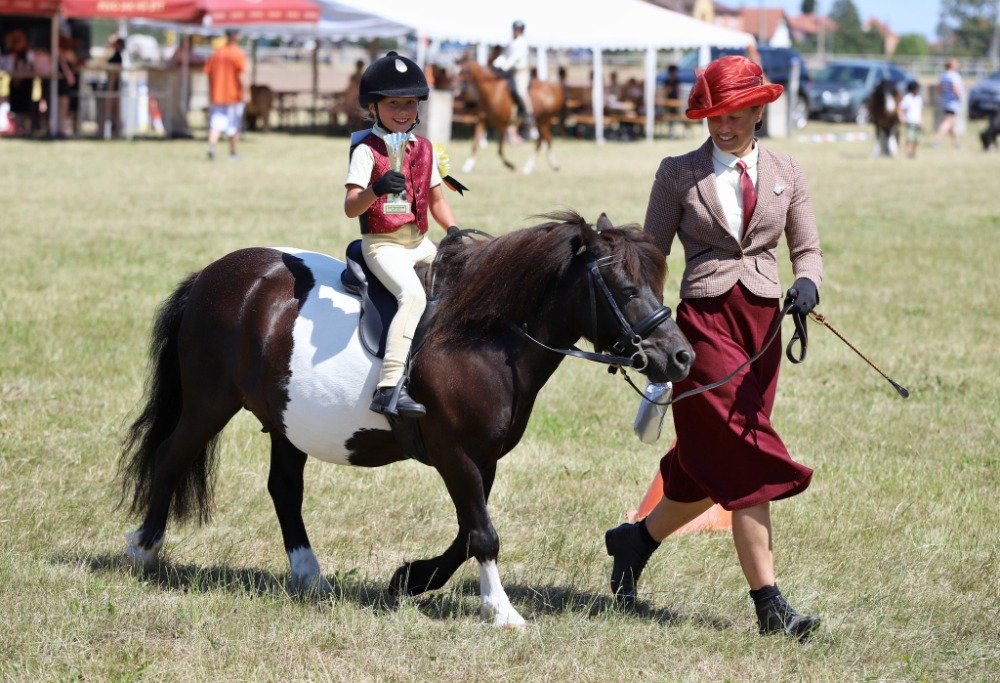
top-left (605, 521), bottom-right (660, 607)
top-left (394, 384), bottom-right (425, 418)
top-left (369, 386), bottom-right (398, 417)
top-left (370, 385), bottom-right (426, 418)
top-left (751, 585), bottom-right (821, 639)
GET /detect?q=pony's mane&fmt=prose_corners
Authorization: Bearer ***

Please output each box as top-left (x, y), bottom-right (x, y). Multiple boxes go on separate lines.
top-left (432, 211), bottom-right (665, 345)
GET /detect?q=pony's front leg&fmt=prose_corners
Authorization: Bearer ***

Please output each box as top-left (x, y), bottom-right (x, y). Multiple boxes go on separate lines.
top-left (479, 559), bottom-right (526, 627)
top-left (439, 457), bottom-right (524, 627)
top-left (462, 121), bottom-right (484, 173)
top-left (521, 146), bottom-right (537, 174)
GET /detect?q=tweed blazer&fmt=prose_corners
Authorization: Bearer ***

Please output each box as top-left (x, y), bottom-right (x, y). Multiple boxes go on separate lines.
top-left (643, 138), bottom-right (823, 300)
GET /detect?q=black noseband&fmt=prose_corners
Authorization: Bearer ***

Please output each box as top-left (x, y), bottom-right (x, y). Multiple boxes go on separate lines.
top-left (632, 306), bottom-right (673, 339)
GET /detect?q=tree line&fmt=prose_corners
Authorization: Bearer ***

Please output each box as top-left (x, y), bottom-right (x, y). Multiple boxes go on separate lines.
top-left (795, 0), bottom-right (998, 57)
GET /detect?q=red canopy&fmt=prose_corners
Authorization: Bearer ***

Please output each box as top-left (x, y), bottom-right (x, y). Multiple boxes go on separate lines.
top-left (64, 0), bottom-right (202, 20)
top-left (0, 0), bottom-right (320, 23)
top-left (0, 0), bottom-right (60, 14)
top-left (199, 0), bottom-right (319, 25)
top-left (0, 0), bottom-right (202, 20)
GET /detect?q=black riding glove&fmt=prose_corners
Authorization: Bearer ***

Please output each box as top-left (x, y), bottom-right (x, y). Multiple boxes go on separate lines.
top-left (784, 277), bottom-right (819, 315)
top-left (446, 225), bottom-right (460, 235)
top-left (372, 170), bottom-right (406, 197)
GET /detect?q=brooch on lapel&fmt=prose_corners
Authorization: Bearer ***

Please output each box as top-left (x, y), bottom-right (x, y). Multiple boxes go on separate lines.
top-left (773, 181), bottom-right (786, 196)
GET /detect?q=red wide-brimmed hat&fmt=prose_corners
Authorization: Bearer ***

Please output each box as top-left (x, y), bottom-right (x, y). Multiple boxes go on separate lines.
top-left (685, 55), bottom-right (784, 119)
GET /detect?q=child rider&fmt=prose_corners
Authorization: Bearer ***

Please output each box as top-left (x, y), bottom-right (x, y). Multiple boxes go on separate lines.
top-left (344, 51), bottom-right (459, 419)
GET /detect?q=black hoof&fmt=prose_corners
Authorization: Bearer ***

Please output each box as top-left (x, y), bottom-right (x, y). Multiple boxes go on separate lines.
top-left (389, 561), bottom-right (440, 596)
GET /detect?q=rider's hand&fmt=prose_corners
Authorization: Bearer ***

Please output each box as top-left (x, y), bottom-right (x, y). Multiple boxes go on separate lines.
top-left (784, 277), bottom-right (819, 315)
top-left (372, 170), bottom-right (406, 197)
top-left (446, 225), bottom-right (460, 235)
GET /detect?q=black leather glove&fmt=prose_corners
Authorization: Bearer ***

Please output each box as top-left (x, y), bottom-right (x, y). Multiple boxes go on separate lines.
top-left (784, 277), bottom-right (819, 315)
top-left (446, 225), bottom-right (460, 235)
top-left (372, 170), bottom-right (406, 197)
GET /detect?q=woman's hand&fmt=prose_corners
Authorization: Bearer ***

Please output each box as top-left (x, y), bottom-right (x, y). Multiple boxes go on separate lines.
top-left (784, 278), bottom-right (818, 314)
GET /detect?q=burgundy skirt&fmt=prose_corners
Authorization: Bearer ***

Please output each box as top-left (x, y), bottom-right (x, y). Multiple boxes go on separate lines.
top-left (660, 282), bottom-right (813, 510)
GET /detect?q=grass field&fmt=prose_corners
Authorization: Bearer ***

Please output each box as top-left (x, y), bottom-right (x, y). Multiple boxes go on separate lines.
top-left (1, 125), bottom-right (998, 681)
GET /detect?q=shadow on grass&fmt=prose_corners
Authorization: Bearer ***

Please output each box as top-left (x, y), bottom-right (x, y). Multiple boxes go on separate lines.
top-left (52, 552), bottom-right (732, 630)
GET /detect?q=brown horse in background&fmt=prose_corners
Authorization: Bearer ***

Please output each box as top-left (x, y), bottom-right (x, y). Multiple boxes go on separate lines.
top-left (458, 58), bottom-right (564, 174)
top-left (868, 79), bottom-right (901, 158)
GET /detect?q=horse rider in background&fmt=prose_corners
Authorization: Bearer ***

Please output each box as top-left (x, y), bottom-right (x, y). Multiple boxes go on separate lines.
top-left (492, 19), bottom-right (537, 141)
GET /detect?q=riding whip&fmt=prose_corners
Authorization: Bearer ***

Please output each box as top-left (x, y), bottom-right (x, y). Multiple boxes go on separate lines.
top-left (807, 310), bottom-right (910, 399)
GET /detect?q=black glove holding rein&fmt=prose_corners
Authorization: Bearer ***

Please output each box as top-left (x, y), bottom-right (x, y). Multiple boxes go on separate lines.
top-left (783, 277), bottom-right (818, 364)
top-left (784, 277), bottom-right (819, 315)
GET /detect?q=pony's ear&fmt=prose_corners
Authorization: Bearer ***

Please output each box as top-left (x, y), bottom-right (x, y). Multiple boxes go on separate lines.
top-left (571, 220), bottom-right (598, 256)
top-left (595, 213), bottom-right (614, 232)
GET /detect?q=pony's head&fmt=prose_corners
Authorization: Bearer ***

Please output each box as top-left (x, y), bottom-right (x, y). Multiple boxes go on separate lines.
top-left (433, 212), bottom-right (693, 383)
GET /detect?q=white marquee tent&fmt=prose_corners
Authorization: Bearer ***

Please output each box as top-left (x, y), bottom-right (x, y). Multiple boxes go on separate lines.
top-left (320, 0), bottom-right (756, 141)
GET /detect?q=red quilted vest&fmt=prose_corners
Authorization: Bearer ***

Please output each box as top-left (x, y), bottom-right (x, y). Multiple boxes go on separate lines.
top-left (360, 133), bottom-right (433, 235)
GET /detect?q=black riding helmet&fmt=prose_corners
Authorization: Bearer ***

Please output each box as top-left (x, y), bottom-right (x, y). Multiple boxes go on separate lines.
top-left (358, 51), bottom-right (429, 108)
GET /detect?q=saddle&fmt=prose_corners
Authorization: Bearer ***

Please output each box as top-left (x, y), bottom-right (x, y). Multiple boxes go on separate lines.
top-left (339, 239), bottom-right (437, 359)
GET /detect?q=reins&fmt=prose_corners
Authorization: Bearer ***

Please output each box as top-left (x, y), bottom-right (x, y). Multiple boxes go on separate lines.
top-left (616, 298), bottom-right (802, 406)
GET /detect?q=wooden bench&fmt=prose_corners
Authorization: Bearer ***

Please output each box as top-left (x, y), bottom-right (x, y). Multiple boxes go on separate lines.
top-left (561, 85), bottom-right (694, 139)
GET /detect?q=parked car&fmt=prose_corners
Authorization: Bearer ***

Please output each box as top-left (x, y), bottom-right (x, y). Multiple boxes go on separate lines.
top-left (969, 70), bottom-right (1000, 120)
top-left (806, 59), bottom-right (916, 124)
top-left (661, 46), bottom-right (812, 128)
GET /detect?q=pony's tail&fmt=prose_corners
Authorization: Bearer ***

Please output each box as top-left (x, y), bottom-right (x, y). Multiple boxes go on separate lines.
top-left (119, 271), bottom-right (217, 525)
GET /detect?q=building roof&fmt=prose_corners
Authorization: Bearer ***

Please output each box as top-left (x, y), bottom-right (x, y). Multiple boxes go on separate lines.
top-left (864, 17), bottom-right (897, 39)
top-left (787, 13), bottom-right (838, 36)
top-left (739, 7), bottom-right (788, 42)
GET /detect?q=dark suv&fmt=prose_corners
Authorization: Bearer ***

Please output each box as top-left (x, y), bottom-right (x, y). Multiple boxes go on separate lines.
top-left (661, 46), bottom-right (812, 128)
top-left (806, 59), bottom-right (916, 123)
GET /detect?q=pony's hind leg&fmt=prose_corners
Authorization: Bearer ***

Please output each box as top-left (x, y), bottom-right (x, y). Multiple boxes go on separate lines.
top-left (267, 432), bottom-right (332, 596)
top-left (125, 396), bottom-right (239, 568)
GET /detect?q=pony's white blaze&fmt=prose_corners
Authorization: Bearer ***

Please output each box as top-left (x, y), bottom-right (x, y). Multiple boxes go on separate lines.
top-left (277, 248), bottom-right (388, 464)
top-left (478, 560), bottom-right (526, 627)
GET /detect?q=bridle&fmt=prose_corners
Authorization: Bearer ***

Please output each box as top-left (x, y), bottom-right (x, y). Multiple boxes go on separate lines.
top-left (511, 254), bottom-right (674, 371)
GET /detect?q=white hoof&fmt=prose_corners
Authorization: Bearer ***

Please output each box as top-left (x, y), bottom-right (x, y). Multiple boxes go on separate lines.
top-left (462, 157), bottom-right (476, 173)
top-left (521, 158), bottom-right (536, 175)
top-left (481, 598), bottom-right (527, 628)
top-left (124, 529), bottom-right (162, 568)
top-left (289, 572), bottom-right (334, 597)
top-left (288, 547), bottom-right (332, 596)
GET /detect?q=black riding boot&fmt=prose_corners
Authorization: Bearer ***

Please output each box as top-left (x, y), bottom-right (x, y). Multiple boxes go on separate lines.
top-left (605, 521), bottom-right (660, 607)
top-left (370, 384), bottom-right (426, 419)
top-left (751, 584), bottom-right (821, 639)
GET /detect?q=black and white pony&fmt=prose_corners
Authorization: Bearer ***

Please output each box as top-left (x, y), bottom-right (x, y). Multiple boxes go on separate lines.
top-left (119, 212), bottom-right (694, 626)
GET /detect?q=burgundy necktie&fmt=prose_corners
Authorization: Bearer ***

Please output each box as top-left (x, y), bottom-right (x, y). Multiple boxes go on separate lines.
top-left (736, 159), bottom-right (757, 233)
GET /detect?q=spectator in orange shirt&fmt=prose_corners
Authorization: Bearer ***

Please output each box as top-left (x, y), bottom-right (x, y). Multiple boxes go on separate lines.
top-left (203, 29), bottom-right (246, 160)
